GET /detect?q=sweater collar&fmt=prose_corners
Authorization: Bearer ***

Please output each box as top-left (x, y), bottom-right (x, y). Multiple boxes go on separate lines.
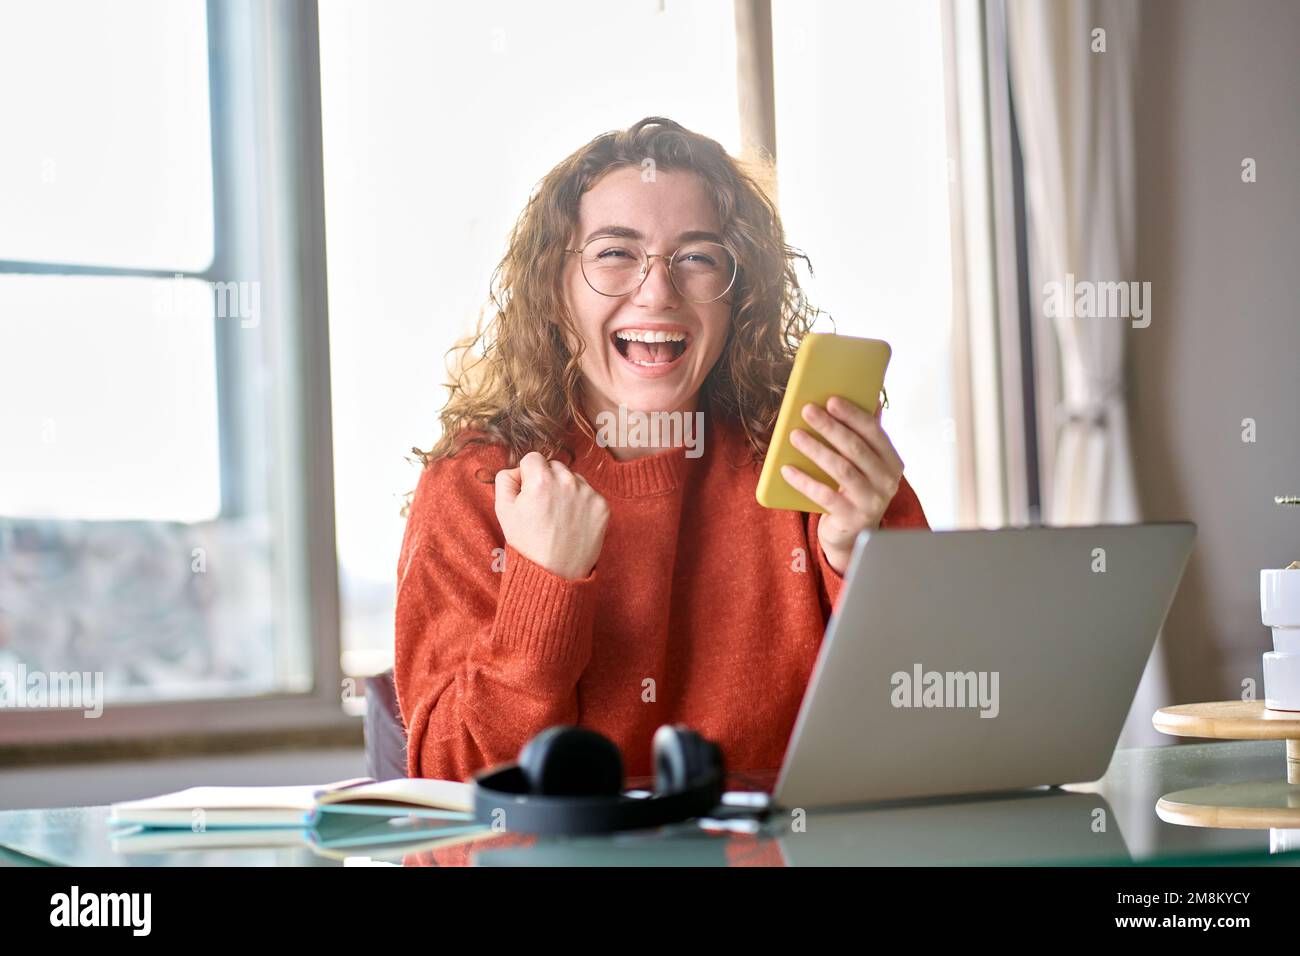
top-left (565, 395), bottom-right (728, 498)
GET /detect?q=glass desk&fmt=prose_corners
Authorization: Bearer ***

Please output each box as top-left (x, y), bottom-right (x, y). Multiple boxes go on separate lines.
top-left (2, 740), bottom-right (1298, 867)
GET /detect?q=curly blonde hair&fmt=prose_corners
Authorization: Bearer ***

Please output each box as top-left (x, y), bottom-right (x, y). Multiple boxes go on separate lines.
top-left (415, 116), bottom-right (820, 481)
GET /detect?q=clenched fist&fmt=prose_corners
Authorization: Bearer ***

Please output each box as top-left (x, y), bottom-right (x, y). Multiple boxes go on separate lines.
top-left (494, 452), bottom-right (610, 580)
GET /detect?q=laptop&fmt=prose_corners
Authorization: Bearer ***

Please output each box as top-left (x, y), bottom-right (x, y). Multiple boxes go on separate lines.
top-left (767, 522), bottom-right (1195, 811)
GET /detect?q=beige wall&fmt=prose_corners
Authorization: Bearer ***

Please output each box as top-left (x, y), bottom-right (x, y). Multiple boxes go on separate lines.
top-left (1132, 0), bottom-right (1300, 704)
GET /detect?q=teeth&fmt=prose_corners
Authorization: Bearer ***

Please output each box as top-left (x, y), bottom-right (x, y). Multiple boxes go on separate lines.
top-left (614, 329), bottom-right (687, 343)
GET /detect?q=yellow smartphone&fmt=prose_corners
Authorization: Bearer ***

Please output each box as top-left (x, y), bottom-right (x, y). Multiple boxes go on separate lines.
top-left (755, 333), bottom-right (892, 513)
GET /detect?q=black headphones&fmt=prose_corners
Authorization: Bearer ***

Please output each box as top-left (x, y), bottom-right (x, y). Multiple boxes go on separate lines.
top-left (471, 724), bottom-right (726, 836)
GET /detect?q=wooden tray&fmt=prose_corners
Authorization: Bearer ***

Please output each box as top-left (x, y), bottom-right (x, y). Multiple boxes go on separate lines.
top-left (1153, 700), bottom-right (1300, 740)
top-left (1153, 700), bottom-right (1300, 782)
top-left (1155, 780), bottom-right (1300, 830)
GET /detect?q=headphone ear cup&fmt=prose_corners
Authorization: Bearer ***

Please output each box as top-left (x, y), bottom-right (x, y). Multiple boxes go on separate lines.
top-left (686, 731), bottom-right (724, 785)
top-left (654, 725), bottom-right (725, 796)
top-left (653, 724), bottom-right (696, 795)
top-left (518, 726), bottom-right (566, 789)
top-left (519, 726), bottom-right (624, 797)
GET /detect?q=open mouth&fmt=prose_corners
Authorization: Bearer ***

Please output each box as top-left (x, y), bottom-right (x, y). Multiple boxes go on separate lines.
top-left (611, 328), bottom-right (691, 370)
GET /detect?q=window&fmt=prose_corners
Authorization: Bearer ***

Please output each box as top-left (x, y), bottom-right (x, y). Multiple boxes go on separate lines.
top-left (0, 1), bottom-right (342, 741)
top-left (0, 1), bottom-right (218, 522)
top-left (771, 0), bottom-right (958, 529)
top-left (1, 0), bottom-right (983, 753)
top-left (0, 1), bottom-right (214, 272)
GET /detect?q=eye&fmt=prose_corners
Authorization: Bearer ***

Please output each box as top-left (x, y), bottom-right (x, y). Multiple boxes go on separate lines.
top-left (675, 248), bottom-right (723, 270)
top-left (595, 247), bottom-right (635, 259)
top-left (680, 252), bottom-right (718, 266)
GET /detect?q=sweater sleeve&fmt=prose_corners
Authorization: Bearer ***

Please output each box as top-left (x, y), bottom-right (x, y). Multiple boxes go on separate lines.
top-left (393, 452), bottom-right (599, 782)
top-left (809, 473), bottom-right (931, 615)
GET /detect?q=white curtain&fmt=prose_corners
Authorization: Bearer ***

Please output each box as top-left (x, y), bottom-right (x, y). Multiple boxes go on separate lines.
top-left (1005, 0), bottom-right (1164, 751)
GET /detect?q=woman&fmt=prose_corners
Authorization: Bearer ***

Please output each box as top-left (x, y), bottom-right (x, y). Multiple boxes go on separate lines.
top-left (395, 117), bottom-right (929, 784)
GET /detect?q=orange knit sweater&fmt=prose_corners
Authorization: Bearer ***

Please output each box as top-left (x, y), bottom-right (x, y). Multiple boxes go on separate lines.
top-left (394, 404), bottom-right (930, 784)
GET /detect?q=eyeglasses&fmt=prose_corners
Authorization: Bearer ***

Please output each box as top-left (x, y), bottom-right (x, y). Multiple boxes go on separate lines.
top-left (564, 235), bottom-right (738, 304)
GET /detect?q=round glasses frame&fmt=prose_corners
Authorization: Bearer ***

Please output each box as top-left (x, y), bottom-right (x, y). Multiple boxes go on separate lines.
top-left (564, 236), bottom-right (739, 304)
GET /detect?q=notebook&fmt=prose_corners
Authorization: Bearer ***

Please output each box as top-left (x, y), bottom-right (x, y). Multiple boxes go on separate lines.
top-left (108, 777), bottom-right (475, 830)
top-left (109, 810), bottom-right (497, 862)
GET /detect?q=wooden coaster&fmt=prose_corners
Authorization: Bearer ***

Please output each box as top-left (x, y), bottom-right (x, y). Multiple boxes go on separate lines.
top-left (1152, 700), bottom-right (1300, 783)
top-left (1156, 780), bottom-right (1300, 830)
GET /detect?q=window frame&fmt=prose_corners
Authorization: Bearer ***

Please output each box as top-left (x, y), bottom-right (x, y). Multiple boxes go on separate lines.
top-left (0, 0), bottom-right (350, 751)
top-left (941, 0), bottom-right (1039, 529)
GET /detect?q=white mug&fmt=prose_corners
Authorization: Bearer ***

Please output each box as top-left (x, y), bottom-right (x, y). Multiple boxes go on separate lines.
top-left (1261, 567), bottom-right (1300, 711)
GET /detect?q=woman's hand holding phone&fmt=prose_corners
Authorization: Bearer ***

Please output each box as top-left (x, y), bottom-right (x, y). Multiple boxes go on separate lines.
top-left (780, 396), bottom-right (906, 577)
top-left (494, 452), bottom-right (610, 581)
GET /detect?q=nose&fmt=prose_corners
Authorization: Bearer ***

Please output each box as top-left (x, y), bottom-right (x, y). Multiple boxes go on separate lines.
top-left (630, 254), bottom-right (680, 308)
